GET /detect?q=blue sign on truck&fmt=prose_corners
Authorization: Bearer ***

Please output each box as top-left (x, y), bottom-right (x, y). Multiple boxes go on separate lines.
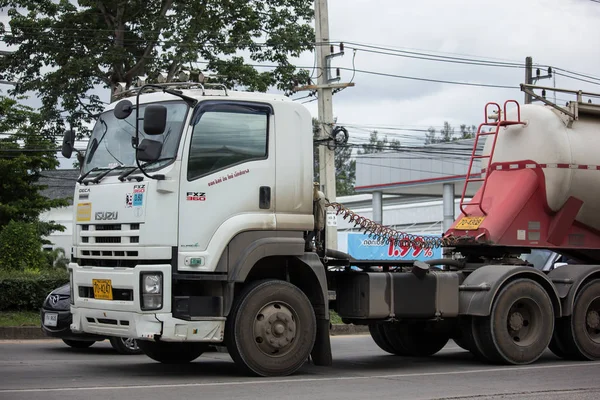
top-left (346, 232), bottom-right (441, 261)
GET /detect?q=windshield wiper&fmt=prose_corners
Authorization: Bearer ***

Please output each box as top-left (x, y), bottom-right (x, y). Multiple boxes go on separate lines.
top-left (118, 157), bottom-right (175, 182)
top-left (85, 164), bottom-right (128, 185)
top-left (77, 167), bottom-right (102, 184)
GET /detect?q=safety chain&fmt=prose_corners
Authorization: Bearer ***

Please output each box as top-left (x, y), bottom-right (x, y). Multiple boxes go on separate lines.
top-left (326, 202), bottom-right (459, 249)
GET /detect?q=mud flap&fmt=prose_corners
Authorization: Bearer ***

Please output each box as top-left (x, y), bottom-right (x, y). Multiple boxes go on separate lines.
top-left (310, 317), bottom-right (332, 366)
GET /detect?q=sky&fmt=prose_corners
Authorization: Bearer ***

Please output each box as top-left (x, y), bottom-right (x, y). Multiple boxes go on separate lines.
top-left (2, 0), bottom-right (600, 163)
top-left (295, 0), bottom-right (600, 145)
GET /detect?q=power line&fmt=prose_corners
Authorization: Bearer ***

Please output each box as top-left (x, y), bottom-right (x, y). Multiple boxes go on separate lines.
top-left (335, 67), bottom-right (517, 89)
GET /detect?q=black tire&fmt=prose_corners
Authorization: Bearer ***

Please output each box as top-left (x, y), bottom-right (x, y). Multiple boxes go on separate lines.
top-left (476, 279), bottom-right (554, 365)
top-left (225, 279), bottom-right (316, 377)
top-left (452, 317), bottom-right (472, 352)
top-left (109, 337), bottom-right (143, 355)
top-left (368, 323), bottom-right (397, 354)
top-left (62, 339), bottom-right (95, 349)
top-left (137, 340), bottom-right (208, 364)
top-left (458, 316), bottom-right (492, 361)
top-left (548, 331), bottom-right (568, 359)
top-left (555, 280), bottom-right (600, 360)
top-left (382, 321), bottom-right (449, 357)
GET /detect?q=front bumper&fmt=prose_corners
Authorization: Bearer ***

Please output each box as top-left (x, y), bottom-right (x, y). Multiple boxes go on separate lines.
top-left (70, 307), bottom-right (225, 342)
top-left (40, 308), bottom-right (106, 341)
top-left (70, 263), bottom-right (225, 342)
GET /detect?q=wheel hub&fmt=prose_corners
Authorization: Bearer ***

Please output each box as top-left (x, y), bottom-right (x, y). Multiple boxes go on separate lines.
top-left (587, 310), bottom-right (600, 330)
top-left (254, 303), bottom-right (297, 355)
top-left (509, 311), bottom-right (524, 331)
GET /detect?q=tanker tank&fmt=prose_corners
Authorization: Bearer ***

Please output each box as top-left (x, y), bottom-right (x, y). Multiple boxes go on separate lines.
top-left (481, 103), bottom-right (600, 232)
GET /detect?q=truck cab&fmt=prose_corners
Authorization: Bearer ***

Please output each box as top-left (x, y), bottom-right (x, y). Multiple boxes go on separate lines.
top-left (67, 84), bottom-right (328, 376)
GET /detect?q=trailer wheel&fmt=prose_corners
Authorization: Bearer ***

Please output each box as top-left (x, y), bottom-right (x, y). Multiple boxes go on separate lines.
top-left (137, 340), bottom-right (208, 363)
top-left (477, 278), bottom-right (554, 365)
top-left (382, 322), bottom-right (449, 357)
top-left (368, 323), bottom-right (400, 355)
top-left (556, 280), bottom-right (600, 360)
top-left (225, 279), bottom-right (316, 377)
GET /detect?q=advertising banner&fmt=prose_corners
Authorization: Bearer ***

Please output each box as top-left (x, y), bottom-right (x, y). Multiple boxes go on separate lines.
top-left (346, 232), bottom-right (441, 262)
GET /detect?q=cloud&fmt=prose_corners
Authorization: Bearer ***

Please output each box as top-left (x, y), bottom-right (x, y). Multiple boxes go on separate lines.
top-left (299, 0), bottom-right (600, 140)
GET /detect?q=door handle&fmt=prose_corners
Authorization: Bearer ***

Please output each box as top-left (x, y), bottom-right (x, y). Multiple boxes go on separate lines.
top-left (259, 186), bottom-right (271, 209)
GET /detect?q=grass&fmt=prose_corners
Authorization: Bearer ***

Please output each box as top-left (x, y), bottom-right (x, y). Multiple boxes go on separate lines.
top-left (0, 311), bottom-right (40, 327)
top-left (330, 310), bottom-right (343, 324)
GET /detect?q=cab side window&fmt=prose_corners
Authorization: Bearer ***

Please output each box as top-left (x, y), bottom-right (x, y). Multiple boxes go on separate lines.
top-left (187, 103), bottom-right (269, 181)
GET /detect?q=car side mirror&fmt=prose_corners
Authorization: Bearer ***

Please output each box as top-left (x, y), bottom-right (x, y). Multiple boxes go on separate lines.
top-left (136, 139), bottom-right (163, 162)
top-left (143, 105), bottom-right (167, 135)
top-left (61, 130), bottom-right (76, 159)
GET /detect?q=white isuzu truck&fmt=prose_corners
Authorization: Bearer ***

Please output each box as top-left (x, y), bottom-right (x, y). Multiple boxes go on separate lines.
top-left (65, 83), bottom-right (600, 377)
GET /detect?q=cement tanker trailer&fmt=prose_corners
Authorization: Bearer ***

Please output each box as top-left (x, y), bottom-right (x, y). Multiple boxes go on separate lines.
top-left (440, 85), bottom-right (600, 365)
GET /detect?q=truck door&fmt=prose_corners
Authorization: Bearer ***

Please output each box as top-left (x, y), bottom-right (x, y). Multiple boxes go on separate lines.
top-left (178, 101), bottom-right (275, 272)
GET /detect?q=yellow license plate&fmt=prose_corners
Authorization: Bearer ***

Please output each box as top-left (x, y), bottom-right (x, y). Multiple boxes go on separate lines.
top-left (92, 279), bottom-right (113, 300)
top-left (455, 216), bottom-right (485, 230)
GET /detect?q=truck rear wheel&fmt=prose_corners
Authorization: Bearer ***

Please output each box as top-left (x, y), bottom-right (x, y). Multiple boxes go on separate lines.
top-left (476, 279), bottom-right (554, 364)
top-left (458, 316), bottom-right (492, 361)
top-left (225, 279), bottom-right (316, 377)
top-left (137, 340), bottom-right (208, 363)
top-left (368, 323), bottom-right (399, 354)
top-left (555, 280), bottom-right (600, 360)
top-left (382, 321), bottom-right (449, 357)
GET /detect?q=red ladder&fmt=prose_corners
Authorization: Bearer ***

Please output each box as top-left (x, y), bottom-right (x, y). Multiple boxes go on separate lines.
top-left (459, 100), bottom-right (525, 216)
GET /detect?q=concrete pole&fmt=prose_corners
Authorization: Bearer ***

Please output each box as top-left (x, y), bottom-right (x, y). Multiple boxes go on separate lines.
top-left (442, 183), bottom-right (455, 232)
top-left (525, 56), bottom-right (533, 104)
top-left (372, 191), bottom-right (383, 224)
top-left (315, 0), bottom-right (337, 250)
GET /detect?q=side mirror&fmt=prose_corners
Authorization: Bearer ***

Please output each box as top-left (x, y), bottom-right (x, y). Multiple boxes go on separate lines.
top-left (143, 105), bottom-right (167, 135)
top-left (114, 99), bottom-right (133, 120)
top-left (136, 139), bottom-right (163, 162)
top-left (61, 130), bottom-right (76, 159)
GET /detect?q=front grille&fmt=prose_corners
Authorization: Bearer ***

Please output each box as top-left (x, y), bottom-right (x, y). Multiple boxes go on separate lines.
top-left (75, 257), bottom-right (169, 268)
top-left (96, 224), bottom-right (122, 231)
top-left (86, 317), bottom-right (130, 327)
top-left (96, 237), bottom-right (122, 244)
top-left (81, 250), bottom-right (138, 257)
top-left (78, 223), bottom-right (141, 246)
top-left (79, 286), bottom-right (133, 301)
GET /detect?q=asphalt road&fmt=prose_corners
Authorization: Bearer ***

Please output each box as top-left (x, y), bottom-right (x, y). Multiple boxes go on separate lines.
top-left (0, 336), bottom-right (599, 400)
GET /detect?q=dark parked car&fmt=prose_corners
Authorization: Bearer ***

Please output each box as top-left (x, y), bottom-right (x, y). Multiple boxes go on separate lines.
top-left (41, 283), bottom-right (142, 355)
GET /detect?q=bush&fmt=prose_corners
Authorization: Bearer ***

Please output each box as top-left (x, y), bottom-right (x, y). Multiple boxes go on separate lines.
top-left (0, 270), bottom-right (69, 311)
top-left (0, 221), bottom-right (46, 271)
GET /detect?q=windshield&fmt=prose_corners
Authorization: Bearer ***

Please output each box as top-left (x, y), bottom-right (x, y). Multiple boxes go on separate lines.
top-left (518, 249), bottom-right (555, 270)
top-left (82, 101), bottom-right (189, 174)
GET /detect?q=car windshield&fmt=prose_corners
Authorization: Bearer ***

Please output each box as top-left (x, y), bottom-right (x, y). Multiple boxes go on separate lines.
top-left (518, 249), bottom-right (555, 270)
top-left (82, 101), bottom-right (188, 174)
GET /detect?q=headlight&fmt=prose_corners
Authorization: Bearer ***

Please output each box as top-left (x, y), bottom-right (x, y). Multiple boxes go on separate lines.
top-left (144, 274), bottom-right (161, 294)
top-left (140, 272), bottom-right (163, 311)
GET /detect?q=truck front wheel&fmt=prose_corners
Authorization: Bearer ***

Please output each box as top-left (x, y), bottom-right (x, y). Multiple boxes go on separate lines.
top-left (225, 279), bottom-right (316, 377)
top-left (137, 340), bottom-right (208, 363)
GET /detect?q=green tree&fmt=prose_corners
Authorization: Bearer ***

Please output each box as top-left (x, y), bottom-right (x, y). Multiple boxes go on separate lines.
top-left (0, 0), bottom-right (314, 136)
top-left (0, 95), bottom-right (67, 233)
top-left (425, 122), bottom-right (476, 144)
top-left (357, 131), bottom-right (401, 154)
top-left (313, 119), bottom-right (356, 196)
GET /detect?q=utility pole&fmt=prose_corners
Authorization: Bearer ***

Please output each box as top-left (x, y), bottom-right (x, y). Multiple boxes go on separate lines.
top-left (314, 0), bottom-right (337, 250)
top-left (524, 56), bottom-right (533, 104)
top-left (294, 0), bottom-right (354, 251)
